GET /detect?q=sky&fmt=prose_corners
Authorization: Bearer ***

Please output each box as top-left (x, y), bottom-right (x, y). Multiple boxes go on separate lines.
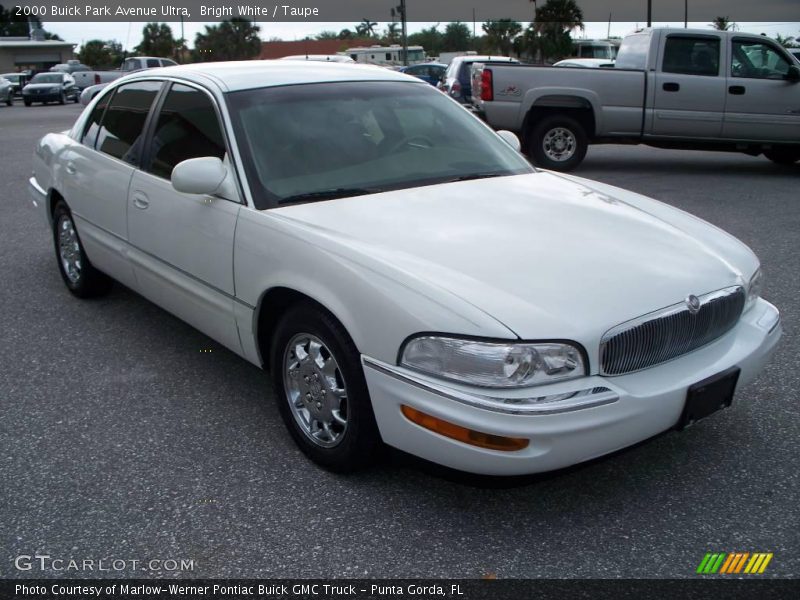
top-left (46, 21), bottom-right (800, 52)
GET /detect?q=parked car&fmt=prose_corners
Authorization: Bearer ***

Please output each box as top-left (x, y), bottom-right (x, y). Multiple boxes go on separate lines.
top-left (79, 57), bottom-right (179, 104)
top-left (22, 72), bottom-right (79, 105)
top-left (0, 77), bottom-right (13, 105)
top-left (789, 49), bottom-right (800, 63)
top-left (68, 56), bottom-right (178, 90)
top-left (30, 61), bottom-right (780, 475)
top-left (553, 58), bottom-right (616, 68)
top-left (473, 28), bottom-right (800, 170)
top-left (400, 62), bottom-right (447, 85)
top-left (439, 55), bottom-right (519, 104)
top-left (50, 60), bottom-right (92, 75)
top-left (280, 55), bottom-right (356, 63)
top-left (1, 72), bottom-right (28, 96)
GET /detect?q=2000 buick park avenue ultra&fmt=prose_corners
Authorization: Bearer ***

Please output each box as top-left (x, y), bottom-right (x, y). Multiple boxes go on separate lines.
top-left (29, 61), bottom-right (781, 475)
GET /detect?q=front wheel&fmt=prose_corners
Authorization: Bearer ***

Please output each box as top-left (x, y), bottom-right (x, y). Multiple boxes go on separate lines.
top-left (52, 201), bottom-right (112, 298)
top-left (23, 99), bottom-right (31, 106)
top-left (764, 147), bottom-right (800, 165)
top-left (270, 303), bottom-right (382, 472)
top-left (58, 92), bottom-right (65, 105)
top-left (5, 92), bottom-right (11, 106)
top-left (527, 115), bottom-right (588, 172)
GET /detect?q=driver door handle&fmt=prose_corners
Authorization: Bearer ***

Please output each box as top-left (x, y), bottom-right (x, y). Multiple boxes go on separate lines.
top-left (65, 162), bottom-right (76, 175)
top-left (132, 192), bottom-right (149, 210)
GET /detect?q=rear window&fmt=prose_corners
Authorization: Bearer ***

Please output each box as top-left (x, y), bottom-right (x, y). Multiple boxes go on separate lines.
top-left (662, 36), bottom-right (720, 76)
top-left (616, 33), bottom-right (650, 70)
top-left (94, 81), bottom-right (162, 164)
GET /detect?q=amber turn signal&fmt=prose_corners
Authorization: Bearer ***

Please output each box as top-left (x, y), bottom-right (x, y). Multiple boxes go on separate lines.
top-left (401, 405), bottom-right (529, 452)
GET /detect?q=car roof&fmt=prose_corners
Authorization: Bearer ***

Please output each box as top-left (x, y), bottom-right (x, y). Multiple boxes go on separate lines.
top-left (453, 55), bottom-right (517, 63)
top-left (122, 59), bottom-right (418, 92)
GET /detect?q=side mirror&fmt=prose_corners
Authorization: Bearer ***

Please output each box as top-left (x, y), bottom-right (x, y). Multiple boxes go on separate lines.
top-left (786, 65), bottom-right (800, 82)
top-left (171, 156), bottom-right (236, 199)
top-left (496, 130), bottom-right (521, 152)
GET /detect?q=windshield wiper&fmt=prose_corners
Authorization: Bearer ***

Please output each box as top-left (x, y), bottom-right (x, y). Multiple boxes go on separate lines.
top-left (279, 187), bottom-right (382, 206)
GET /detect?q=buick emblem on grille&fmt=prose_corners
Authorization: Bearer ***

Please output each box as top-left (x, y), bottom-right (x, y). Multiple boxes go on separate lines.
top-left (685, 294), bottom-right (701, 314)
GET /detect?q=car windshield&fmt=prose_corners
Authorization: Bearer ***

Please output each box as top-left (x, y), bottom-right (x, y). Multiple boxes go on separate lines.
top-left (227, 81), bottom-right (533, 209)
top-left (3, 74), bottom-right (20, 82)
top-left (31, 74), bottom-right (62, 84)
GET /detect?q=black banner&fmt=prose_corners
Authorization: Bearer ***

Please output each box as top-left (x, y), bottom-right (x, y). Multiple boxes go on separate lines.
top-left (6, 0), bottom-right (800, 23)
top-left (3, 579), bottom-right (800, 600)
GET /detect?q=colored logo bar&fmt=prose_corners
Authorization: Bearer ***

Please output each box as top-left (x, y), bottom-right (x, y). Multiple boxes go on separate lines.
top-left (696, 552), bottom-right (773, 574)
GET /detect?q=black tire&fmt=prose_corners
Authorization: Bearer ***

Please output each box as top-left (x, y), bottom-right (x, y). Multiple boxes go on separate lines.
top-left (52, 200), bottom-right (112, 298)
top-left (269, 302), bottom-right (383, 472)
top-left (764, 147), bottom-right (800, 165)
top-left (72, 94), bottom-right (80, 103)
top-left (58, 92), bottom-right (65, 105)
top-left (23, 99), bottom-right (31, 107)
top-left (527, 114), bottom-right (588, 172)
top-left (5, 92), bottom-right (11, 106)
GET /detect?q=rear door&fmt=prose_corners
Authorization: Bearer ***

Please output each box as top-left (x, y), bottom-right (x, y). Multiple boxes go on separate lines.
top-left (651, 34), bottom-right (727, 138)
top-left (60, 80), bottom-right (162, 289)
top-left (722, 37), bottom-right (800, 141)
top-left (126, 81), bottom-right (242, 353)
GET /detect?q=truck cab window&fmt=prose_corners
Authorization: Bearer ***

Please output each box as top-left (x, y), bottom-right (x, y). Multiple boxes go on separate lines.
top-left (663, 37), bottom-right (720, 76)
top-left (732, 40), bottom-right (791, 79)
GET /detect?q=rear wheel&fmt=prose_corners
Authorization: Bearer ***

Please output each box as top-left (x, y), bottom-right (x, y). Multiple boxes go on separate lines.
top-left (527, 114), bottom-right (588, 172)
top-left (269, 303), bottom-right (382, 472)
top-left (52, 200), bottom-right (112, 298)
top-left (764, 147), bottom-right (800, 165)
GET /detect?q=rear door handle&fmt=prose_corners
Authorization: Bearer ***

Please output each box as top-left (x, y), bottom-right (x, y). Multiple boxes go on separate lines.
top-left (132, 192), bottom-right (149, 210)
top-left (663, 82), bottom-right (680, 92)
top-left (729, 85), bottom-right (746, 95)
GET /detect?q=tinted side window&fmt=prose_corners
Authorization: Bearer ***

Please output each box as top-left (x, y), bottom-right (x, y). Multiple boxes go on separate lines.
top-left (146, 59), bottom-right (160, 68)
top-left (146, 83), bottom-right (226, 180)
top-left (662, 36), bottom-right (720, 76)
top-left (95, 81), bottom-right (162, 164)
top-left (81, 90), bottom-right (113, 148)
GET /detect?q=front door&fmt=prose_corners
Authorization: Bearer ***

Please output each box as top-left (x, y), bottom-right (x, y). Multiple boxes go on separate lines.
top-left (722, 38), bottom-right (800, 142)
top-left (126, 82), bottom-right (242, 354)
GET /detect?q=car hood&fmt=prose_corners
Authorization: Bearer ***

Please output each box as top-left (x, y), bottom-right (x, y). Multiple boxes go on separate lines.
top-left (271, 172), bottom-right (757, 352)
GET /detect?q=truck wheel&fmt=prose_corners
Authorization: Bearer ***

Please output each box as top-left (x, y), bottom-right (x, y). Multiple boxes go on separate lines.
top-left (764, 147), bottom-right (800, 165)
top-left (528, 115), bottom-right (588, 172)
top-left (52, 200), bottom-right (113, 298)
top-left (270, 302), bottom-right (383, 472)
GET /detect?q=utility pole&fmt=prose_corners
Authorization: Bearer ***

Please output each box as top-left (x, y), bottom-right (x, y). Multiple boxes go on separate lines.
top-left (684, 0), bottom-right (688, 28)
top-left (607, 12), bottom-right (612, 39)
top-left (399, 1), bottom-right (408, 66)
top-left (647, 0), bottom-right (652, 27)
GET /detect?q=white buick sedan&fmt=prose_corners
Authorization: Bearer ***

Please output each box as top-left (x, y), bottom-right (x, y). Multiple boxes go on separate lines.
top-left (29, 61), bottom-right (781, 475)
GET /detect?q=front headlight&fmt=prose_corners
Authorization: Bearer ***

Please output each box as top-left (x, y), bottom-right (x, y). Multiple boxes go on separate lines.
top-left (400, 336), bottom-right (586, 388)
top-left (746, 268), bottom-right (763, 311)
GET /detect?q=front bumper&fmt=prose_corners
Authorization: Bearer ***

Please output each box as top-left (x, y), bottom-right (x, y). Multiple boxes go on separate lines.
top-left (363, 299), bottom-right (781, 475)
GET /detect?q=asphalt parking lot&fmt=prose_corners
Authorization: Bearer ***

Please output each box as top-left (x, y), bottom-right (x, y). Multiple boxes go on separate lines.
top-left (1, 101), bottom-right (798, 579)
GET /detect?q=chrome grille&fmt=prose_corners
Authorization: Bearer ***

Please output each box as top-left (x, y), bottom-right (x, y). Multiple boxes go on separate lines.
top-left (600, 286), bottom-right (745, 375)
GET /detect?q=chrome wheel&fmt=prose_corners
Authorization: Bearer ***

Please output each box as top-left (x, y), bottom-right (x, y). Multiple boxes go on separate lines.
top-left (542, 127), bottom-right (577, 162)
top-left (283, 333), bottom-right (348, 448)
top-left (57, 214), bottom-right (82, 284)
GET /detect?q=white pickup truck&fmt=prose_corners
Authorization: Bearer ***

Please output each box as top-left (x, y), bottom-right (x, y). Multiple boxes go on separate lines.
top-left (472, 28), bottom-right (800, 170)
top-left (52, 57), bottom-right (178, 90)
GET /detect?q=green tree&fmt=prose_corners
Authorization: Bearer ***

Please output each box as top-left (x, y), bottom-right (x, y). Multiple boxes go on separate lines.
top-left (134, 22), bottom-right (176, 58)
top-left (77, 39), bottom-right (126, 68)
top-left (356, 19), bottom-right (378, 38)
top-left (774, 34), bottom-right (797, 48)
top-left (442, 22), bottom-right (471, 51)
top-left (408, 25), bottom-right (443, 56)
top-left (0, 4), bottom-right (61, 39)
top-left (383, 22), bottom-right (400, 45)
top-left (193, 18), bottom-right (261, 62)
top-left (338, 28), bottom-right (355, 40)
top-left (482, 20), bottom-right (522, 55)
top-left (530, 0), bottom-right (584, 62)
top-left (315, 30), bottom-right (340, 40)
top-left (710, 17), bottom-right (735, 31)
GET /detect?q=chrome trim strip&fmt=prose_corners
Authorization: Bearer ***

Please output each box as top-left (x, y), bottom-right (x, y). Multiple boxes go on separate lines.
top-left (362, 357), bottom-right (618, 415)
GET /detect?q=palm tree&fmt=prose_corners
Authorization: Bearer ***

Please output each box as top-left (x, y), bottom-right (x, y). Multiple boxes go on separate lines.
top-left (356, 19), bottom-right (378, 38)
top-left (482, 20), bottom-right (523, 56)
top-left (384, 22), bottom-right (400, 45)
top-left (774, 34), bottom-right (797, 48)
top-left (529, 0), bottom-right (584, 62)
top-left (710, 17), bottom-right (735, 31)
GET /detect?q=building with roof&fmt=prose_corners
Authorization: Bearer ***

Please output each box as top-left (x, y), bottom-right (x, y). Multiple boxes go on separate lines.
top-left (0, 37), bottom-right (76, 73)
top-left (260, 39), bottom-right (373, 60)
